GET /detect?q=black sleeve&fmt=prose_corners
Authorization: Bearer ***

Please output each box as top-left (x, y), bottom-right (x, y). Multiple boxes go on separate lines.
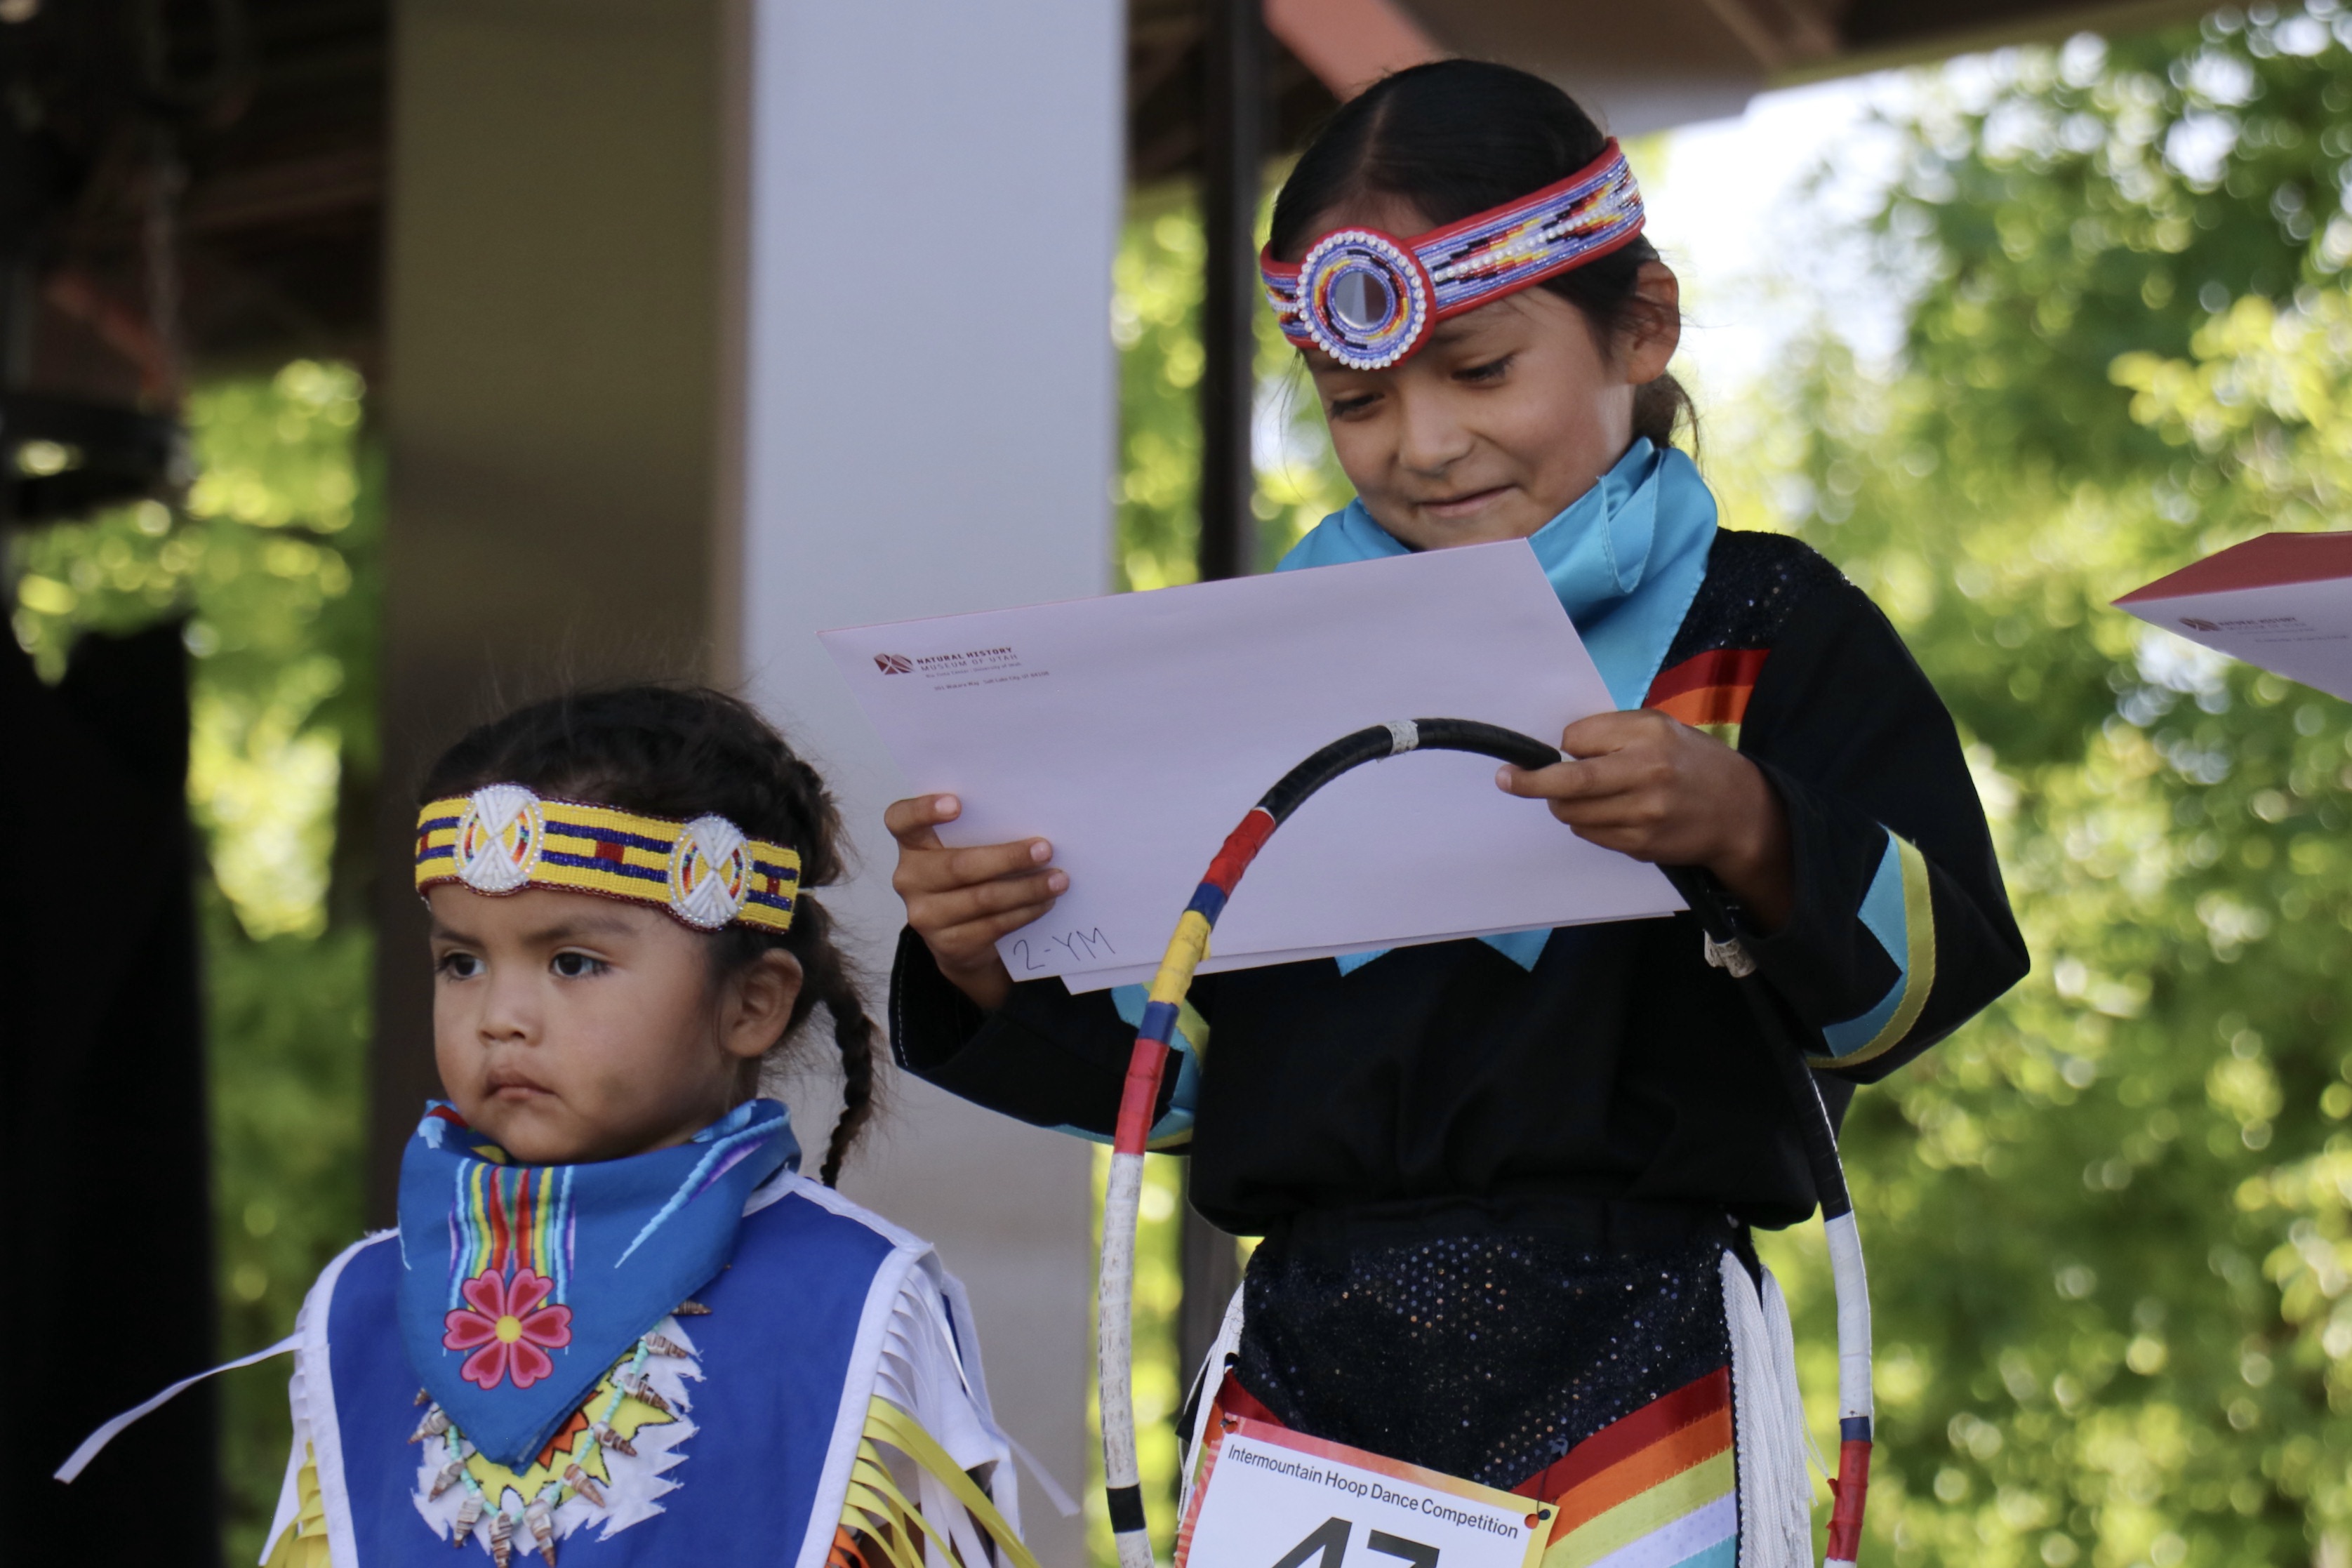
top-left (888, 926), bottom-right (1182, 1135)
top-left (1732, 576), bottom-right (2029, 1082)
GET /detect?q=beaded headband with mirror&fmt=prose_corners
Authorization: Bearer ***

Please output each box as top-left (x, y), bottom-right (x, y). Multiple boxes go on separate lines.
top-left (414, 783), bottom-right (802, 934)
top-left (1258, 139), bottom-right (1645, 371)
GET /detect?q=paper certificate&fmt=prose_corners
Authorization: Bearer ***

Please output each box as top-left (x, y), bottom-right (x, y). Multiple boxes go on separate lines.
top-left (818, 540), bottom-right (1682, 989)
top-left (1177, 1417), bottom-right (1549, 1568)
top-left (2118, 531), bottom-right (2352, 700)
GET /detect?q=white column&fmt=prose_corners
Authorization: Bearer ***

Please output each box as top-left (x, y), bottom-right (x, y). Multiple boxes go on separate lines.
top-left (733, 5), bottom-right (1124, 1562)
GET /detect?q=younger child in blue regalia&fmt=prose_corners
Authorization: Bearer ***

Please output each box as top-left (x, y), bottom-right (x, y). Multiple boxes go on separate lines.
top-left (255, 686), bottom-right (1037, 1567)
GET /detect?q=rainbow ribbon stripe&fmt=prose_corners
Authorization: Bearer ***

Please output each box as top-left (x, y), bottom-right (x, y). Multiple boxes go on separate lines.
top-left (449, 1157), bottom-right (576, 1308)
top-left (1518, 1369), bottom-right (1738, 1568)
top-left (1644, 648), bottom-right (1767, 749)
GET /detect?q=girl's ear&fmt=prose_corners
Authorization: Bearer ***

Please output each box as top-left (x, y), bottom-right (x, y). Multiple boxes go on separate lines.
top-left (720, 948), bottom-right (805, 1061)
top-left (1620, 261), bottom-right (1682, 387)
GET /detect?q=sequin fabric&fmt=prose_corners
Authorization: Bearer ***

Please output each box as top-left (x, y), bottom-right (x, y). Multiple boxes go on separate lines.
top-left (1660, 529), bottom-right (1847, 670)
top-left (1233, 1224), bottom-right (1735, 1490)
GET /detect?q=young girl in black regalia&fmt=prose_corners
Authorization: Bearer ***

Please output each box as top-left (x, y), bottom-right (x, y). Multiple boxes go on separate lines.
top-left (61, 686), bottom-right (1041, 1568)
top-left (884, 61), bottom-right (2028, 1567)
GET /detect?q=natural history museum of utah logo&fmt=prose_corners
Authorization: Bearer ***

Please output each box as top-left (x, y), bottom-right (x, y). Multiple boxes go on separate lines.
top-left (875, 653), bottom-right (915, 675)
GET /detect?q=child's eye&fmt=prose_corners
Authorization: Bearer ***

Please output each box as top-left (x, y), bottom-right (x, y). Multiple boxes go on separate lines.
top-left (1327, 392), bottom-right (1379, 419)
top-left (436, 951), bottom-right (484, 981)
top-left (1458, 354), bottom-right (1514, 383)
top-left (552, 951), bottom-right (609, 979)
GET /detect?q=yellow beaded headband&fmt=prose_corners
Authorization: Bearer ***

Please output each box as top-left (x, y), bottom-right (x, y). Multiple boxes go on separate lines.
top-left (414, 783), bottom-right (801, 934)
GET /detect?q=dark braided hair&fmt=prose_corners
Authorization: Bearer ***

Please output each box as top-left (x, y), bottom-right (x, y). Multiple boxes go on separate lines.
top-left (1269, 59), bottom-right (1694, 451)
top-left (420, 685), bottom-right (879, 1185)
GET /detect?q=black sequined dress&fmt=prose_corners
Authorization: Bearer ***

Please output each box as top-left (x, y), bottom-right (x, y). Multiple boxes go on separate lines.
top-left (1233, 1202), bottom-right (1742, 1487)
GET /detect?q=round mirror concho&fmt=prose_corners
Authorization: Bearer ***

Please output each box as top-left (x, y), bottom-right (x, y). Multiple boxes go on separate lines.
top-left (1295, 229), bottom-right (1434, 371)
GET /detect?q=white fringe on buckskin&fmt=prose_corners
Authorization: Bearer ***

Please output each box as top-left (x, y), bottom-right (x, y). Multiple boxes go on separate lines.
top-left (1722, 1251), bottom-right (1816, 1568)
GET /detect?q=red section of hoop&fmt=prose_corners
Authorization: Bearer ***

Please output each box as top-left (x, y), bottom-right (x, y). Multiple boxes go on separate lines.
top-left (1204, 809), bottom-right (1277, 896)
top-left (1115, 1039), bottom-right (1172, 1156)
top-left (1826, 1439), bottom-right (1872, 1563)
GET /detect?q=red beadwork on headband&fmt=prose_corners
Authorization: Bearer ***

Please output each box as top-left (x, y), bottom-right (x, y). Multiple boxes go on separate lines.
top-left (1260, 140), bottom-right (1646, 370)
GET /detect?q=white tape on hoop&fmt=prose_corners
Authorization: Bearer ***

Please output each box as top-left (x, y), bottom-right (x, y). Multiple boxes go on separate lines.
top-left (1825, 1210), bottom-right (1874, 1421)
top-left (1098, 1150), bottom-right (1156, 1567)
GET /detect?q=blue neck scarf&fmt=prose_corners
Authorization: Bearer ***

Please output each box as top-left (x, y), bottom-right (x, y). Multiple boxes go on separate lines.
top-left (394, 1098), bottom-right (799, 1466)
top-left (1277, 437), bottom-right (1720, 974)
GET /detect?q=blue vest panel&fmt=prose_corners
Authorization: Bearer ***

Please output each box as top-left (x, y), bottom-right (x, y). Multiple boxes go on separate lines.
top-left (326, 1186), bottom-right (899, 1564)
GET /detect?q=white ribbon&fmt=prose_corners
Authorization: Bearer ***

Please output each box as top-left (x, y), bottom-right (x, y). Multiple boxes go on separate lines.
top-left (1004, 1432), bottom-right (1083, 1519)
top-left (54, 1333), bottom-right (300, 1483)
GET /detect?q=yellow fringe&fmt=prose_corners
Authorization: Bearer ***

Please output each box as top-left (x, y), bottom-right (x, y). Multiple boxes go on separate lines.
top-left (263, 1444), bottom-right (331, 1568)
top-left (838, 1396), bottom-right (1041, 1568)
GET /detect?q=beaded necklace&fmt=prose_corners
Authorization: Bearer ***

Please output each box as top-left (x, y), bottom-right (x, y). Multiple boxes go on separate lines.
top-left (412, 1300), bottom-right (709, 1565)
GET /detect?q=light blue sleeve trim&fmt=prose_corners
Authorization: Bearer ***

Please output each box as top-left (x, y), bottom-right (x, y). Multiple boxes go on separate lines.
top-left (1335, 927), bottom-right (1553, 977)
top-left (1821, 832), bottom-right (1907, 1057)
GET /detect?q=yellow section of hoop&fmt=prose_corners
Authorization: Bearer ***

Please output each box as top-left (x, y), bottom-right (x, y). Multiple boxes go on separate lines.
top-left (1148, 910), bottom-right (1214, 1009)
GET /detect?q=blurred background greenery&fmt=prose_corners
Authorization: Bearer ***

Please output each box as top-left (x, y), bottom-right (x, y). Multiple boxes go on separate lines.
top-left (19, 7), bottom-right (2352, 1566)
top-left (12, 362), bottom-right (376, 1563)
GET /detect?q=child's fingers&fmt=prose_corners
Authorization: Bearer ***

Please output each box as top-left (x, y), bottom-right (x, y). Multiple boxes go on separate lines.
top-left (1546, 796), bottom-right (1672, 836)
top-left (1557, 822), bottom-right (1668, 861)
top-left (1558, 709), bottom-right (1659, 756)
top-left (908, 868), bottom-right (1068, 931)
top-left (1498, 745), bottom-right (1668, 804)
top-left (893, 837), bottom-right (1055, 896)
top-left (1496, 757), bottom-right (1600, 802)
top-left (929, 898), bottom-right (1063, 962)
top-left (884, 793), bottom-right (962, 850)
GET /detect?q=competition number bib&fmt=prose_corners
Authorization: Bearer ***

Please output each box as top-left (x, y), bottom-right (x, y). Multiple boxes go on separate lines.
top-left (1178, 1417), bottom-right (1549, 1568)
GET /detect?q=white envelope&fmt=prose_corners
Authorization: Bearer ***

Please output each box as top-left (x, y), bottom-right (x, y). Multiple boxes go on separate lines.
top-left (2118, 531), bottom-right (2352, 700)
top-left (818, 540), bottom-right (1682, 990)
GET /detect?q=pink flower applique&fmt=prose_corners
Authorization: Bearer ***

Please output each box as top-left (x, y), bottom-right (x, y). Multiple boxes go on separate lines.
top-left (443, 1268), bottom-right (573, 1390)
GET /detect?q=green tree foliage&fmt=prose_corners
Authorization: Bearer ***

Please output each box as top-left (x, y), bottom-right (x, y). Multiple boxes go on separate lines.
top-left (1112, 187), bottom-right (1355, 593)
top-left (1708, 10), bottom-right (2352, 1566)
top-left (1114, 194), bottom-right (1209, 590)
top-left (1889, 4), bottom-right (2352, 483)
top-left (8, 364), bottom-right (375, 1562)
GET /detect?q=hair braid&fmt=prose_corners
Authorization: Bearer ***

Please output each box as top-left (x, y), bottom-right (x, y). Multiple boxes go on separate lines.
top-left (792, 898), bottom-right (882, 1187)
